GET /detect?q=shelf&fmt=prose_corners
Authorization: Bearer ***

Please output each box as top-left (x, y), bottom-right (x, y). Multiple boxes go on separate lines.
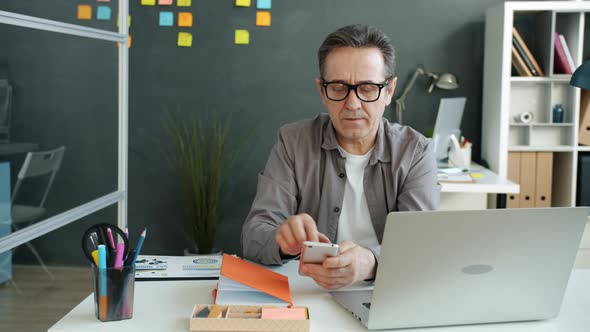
top-left (508, 146), bottom-right (575, 152)
top-left (510, 76), bottom-right (571, 83)
top-left (578, 146), bottom-right (590, 152)
top-left (510, 122), bottom-right (574, 127)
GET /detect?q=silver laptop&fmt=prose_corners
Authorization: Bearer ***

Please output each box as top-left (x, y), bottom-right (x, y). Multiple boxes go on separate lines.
top-left (331, 207), bottom-right (589, 330)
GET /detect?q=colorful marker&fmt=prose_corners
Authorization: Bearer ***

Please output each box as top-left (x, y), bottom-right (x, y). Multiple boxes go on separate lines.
top-left (98, 244), bottom-right (108, 321)
top-left (131, 228), bottom-right (146, 266)
top-left (107, 228), bottom-right (116, 250)
top-left (114, 243), bottom-right (125, 270)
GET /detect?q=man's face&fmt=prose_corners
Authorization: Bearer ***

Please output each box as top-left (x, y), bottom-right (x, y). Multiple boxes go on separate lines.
top-left (316, 47), bottom-right (396, 148)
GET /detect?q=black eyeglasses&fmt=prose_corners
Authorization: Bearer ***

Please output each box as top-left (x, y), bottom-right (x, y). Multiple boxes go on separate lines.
top-left (321, 80), bottom-right (390, 102)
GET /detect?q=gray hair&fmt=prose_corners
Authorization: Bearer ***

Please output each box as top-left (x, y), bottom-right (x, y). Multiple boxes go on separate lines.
top-left (318, 24), bottom-right (396, 80)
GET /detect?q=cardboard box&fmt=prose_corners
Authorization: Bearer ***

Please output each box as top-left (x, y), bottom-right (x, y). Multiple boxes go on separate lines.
top-left (189, 305), bottom-right (309, 332)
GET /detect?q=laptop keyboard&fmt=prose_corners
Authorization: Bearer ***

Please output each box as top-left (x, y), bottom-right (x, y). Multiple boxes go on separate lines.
top-left (362, 302), bottom-right (371, 309)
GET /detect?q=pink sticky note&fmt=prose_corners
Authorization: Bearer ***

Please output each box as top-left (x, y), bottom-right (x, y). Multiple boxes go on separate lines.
top-left (261, 307), bottom-right (307, 320)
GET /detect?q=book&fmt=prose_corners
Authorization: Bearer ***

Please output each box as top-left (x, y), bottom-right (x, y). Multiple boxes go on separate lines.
top-left (512, 27), bottom-right (545, 76)
top-left (559, 34), bottom-right (576, 72)
top-left (134, 254), bottom-right (222, 280)
top-left (554, 32), bottom-right (573, 74)
top-left (512, 45), bottom-right (533, 76)
top-left (513, 36), bottom-right (537, 76)
top-left (214, 254), bottom-right (293, 307)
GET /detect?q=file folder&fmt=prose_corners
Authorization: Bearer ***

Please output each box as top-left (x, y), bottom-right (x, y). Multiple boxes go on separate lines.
top-left (507, 152), bottom-right (521, 208)
top-left (535, 152), bottom-right (553, 207)
top-left (519, 152), bottom-right (537, 208)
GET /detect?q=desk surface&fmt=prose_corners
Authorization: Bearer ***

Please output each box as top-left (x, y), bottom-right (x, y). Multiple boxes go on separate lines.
top-left (0, 142), bottom-right (38, 156)
top-left (49, 262), bottom-right (590, 332)
top-left (439, 164), bottom-right (519, 194)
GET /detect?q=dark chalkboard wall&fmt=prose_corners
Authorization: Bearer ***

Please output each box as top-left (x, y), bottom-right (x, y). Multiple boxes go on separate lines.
top-left (1, 0), bottom-right (507, 265)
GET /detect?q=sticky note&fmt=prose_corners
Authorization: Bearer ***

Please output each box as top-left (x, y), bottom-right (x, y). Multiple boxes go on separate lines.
top-left (116, 35), bottom-right (132, 49)
top-left (235, 29), bottom-right (249, 45)
top-left (97, 0), bottom-right (111, 2)
top-left (256, 11), bottom-right (271, 26)
top-left (178, 12), bottom-right (193, 27)
top-left (261, 308), bottom-right (307, 320)
top-left (177, 0), bottom-right (191, 7)
top-left (159, 12), bottom-right (174, 26)
top-left (117, 15), bottom-right (131, 28)
top-left (158, 0), bottom-right (173, 4)
top-left (235, 0), bottom-right (251, 7)
top-left (257, 0), bottom-right (271, 9)
top-left (178, 32), bottom-right (192, 47)
top-left (471, 173), bottom-right (483, 179)
top-left (141, 0), bottom-right (156, 6)
top-left (77, 5), bottom-right (92, 20)
top-left (96, 6), bottom-right (111, 20)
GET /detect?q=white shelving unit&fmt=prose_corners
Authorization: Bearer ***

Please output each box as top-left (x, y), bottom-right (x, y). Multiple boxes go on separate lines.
top-left (483, 1), bottom-right (590, 207)
top-left (482, 1), bottom-right (590, 267)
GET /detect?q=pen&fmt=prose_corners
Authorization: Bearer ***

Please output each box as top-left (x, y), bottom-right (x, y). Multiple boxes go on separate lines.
top-left (89, 232), bottom-right (98, 249)
top-left (91, 250), bottom-right (99, 266)
top-left (131, 228), bottom-right (147, 266)
top-left (98, 245), bottom-right (108, 321)
top-left (107, 228), bottom-right (116, 250)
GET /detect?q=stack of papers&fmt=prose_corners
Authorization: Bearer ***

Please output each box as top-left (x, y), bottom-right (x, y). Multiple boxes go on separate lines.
top-left (135, 255), bottom-right (222, 280)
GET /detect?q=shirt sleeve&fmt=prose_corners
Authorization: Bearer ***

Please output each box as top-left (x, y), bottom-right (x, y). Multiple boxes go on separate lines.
top-left (241, 129), bottom-right (298, 265)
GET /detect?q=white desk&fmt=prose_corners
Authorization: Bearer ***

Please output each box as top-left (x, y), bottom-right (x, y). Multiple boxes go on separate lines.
top-left (439, 164), bottom-right (519, 210)
top-left (49, 261), bottom-right (590, 332)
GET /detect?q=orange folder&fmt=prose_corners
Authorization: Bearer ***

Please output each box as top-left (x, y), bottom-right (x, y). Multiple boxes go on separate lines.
top-left (215, 254), bottom-right (293, 306)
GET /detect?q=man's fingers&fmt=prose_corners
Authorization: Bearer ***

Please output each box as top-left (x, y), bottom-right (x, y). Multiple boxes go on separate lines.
top-left (318, 232), bottom-right (331, 243)
top-left (302, 218), bottom-right (319, 242)
top-left (324, 250), bottom-right (353, 269)
top-left (303, 263), bottom-right (347, 278)
top-left (337, 240), bottom-right (358, 254)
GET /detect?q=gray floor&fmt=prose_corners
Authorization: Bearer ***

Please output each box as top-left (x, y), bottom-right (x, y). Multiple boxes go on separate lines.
top-left (0, 265), bottom-right (92, 332)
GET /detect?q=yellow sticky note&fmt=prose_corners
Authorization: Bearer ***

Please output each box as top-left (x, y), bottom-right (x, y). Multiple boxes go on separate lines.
top-left (177, 0), bottom-right (191, 7)
top-left (178, 32), bottom-right (192, 47)
top-left (235, 0), bottom-right (251, 7)
top-left (141, 0), bottom-right (156, 6)
top-left (117, 15), bottom-right (131, 28)
top-left (178, 12), bottom-right (193, 27)
top-left (471, 173), bottom-right (483, 179)
top-left (256, 11), bottom-right (271, 26)
top-left (235, 29), bottom-right (249, 45)
top-left (77, 5), bottom-right (92, 20)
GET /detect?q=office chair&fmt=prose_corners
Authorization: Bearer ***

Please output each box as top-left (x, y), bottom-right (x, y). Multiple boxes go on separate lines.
top-left (11, 146), bottom-right (66, 280)
top-left (0, 79), bottom-right (12, 143)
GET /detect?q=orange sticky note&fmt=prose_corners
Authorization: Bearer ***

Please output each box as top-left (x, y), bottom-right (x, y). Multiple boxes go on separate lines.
top-left (261, 307), bottom-right (307, 320)
top-left (178, 32), bottom-right (192, 47)
top-left (177, 0), bottom-right (191, 7)
top-left (256, 11), bottom-right (271, 26)
top-left (158, 0), bottom-right (173, 4)
top-left (141, 0), bottom-right (156, 6)
top-left (235, 29), bottom-right (249, 45)
top-left (116, 35), bottom-right (132, 49)
top-left (235, 0), bottom-right (251, 7)
top-left (77, 5), bottom-right (92, 20)
top-left (178, 12), bottom-right (193, 27)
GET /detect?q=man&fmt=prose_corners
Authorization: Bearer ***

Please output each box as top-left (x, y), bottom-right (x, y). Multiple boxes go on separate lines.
top-left (241, 24), bottom-right (440, 289)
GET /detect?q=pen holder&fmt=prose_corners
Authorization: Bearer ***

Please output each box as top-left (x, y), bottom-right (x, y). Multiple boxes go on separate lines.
top-left (448, 144), bottom-right (472, 170)
top-left (91, 264), bottom-right (135, 322)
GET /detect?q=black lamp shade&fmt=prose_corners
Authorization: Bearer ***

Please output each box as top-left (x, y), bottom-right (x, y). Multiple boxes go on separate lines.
top-left (570, 60), bottom-right (590, 89)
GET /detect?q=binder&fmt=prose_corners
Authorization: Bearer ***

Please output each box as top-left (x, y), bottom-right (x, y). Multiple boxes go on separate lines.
top-left (512, 27), bottom-right (545, 76)
top-left (512, 45), bottom-right (532, 77)
top-left (519, 152), bottom-right (537, 208)
top-left (559, 34), bottom-right (576, 72)
top-left (513, 36), bottom-right (537, 76)
top-left (554, 32), bottom-right (572, 74)
top-left (507, 152), bottom-right (521, 208)
top-left (535, 152), bottom-right (553, 207)
top-left (579, 90), bottom-right (590, 146)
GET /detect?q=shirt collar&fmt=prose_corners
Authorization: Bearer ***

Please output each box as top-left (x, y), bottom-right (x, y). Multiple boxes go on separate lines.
top-left (321, 117), bottom-right (392, 164)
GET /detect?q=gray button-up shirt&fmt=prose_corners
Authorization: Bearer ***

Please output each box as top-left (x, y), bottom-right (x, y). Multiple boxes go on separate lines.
top-left (241, 113), bottom-right (440, 265)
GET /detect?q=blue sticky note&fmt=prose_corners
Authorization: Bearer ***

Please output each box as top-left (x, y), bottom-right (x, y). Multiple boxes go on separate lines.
top-left (257, 0), bottom-right (271, 9)
top-left (96, 6), bottom-right (111, 20)
top-left (159, 11), bottom-right (174, 26)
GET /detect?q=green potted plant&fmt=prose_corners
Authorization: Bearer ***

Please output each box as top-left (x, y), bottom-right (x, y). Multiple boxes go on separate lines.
top-left (165, 112), bottom-right (231, 255)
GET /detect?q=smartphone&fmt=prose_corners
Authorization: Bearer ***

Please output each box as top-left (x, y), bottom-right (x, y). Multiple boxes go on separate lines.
top-left (300, 241), bottom-right (339, 264)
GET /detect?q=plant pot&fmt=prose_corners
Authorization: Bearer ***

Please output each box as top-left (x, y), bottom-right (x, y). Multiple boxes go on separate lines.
top-left (183, 248), bottom-right (223, 256)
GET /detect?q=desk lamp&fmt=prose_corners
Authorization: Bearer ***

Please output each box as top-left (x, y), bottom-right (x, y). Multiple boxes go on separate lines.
top-left (570, 60), bottom-right (590, 89)
top-left (394, 65), bottom-right (458, 124)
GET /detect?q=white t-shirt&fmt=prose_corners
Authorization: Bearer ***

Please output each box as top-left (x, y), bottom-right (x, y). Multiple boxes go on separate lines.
top-left (336, 147), bottom-right (379, 249)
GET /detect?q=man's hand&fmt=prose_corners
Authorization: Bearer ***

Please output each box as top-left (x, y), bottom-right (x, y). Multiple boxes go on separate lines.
top-left (299, 240), bottom-right (376, 289)
top-left (275, 213), bottom-right (330, 256)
